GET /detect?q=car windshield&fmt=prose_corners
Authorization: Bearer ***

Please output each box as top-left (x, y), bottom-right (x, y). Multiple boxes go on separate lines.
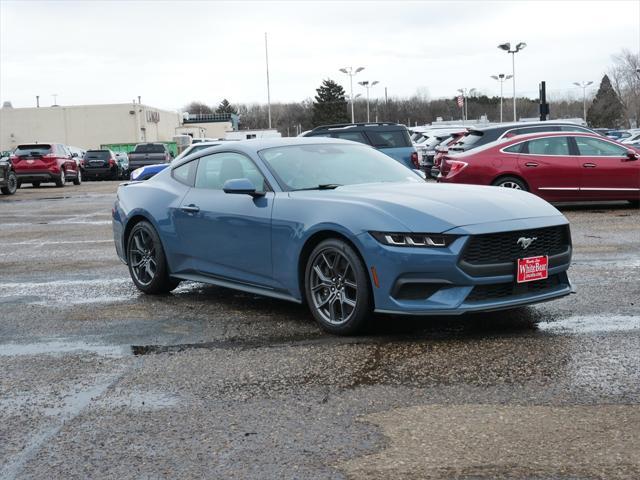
top-left (85, 150), bottom-right (110, 159)
top-left (15, 144), bottom-right (52, 156)
top-left (134, 144), bottom-right (165, 153)
top-left (259, 143), bottom-right (422, 191)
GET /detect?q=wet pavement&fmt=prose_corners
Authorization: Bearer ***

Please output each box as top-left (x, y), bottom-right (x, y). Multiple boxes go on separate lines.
top-left (1, 181), bottom-right (639, 479)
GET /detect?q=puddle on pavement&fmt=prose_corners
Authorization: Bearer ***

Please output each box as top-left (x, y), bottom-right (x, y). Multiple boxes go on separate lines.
top-left (538, 315), bottom-right (640, 334)
top-left (0, 339), bottom-right (127, 357)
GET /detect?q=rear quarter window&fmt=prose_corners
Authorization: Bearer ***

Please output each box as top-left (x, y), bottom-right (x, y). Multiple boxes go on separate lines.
top-left (332, 132), bottom-right (369, 144)
top-left (366, 130), bottom-right (411, 148)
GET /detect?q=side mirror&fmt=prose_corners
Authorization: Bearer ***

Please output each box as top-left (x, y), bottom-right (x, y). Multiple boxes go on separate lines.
top-left (223, 178), bottom-right (265, 197)
top-left (624, 150), bottom-right (639, 161)
top-left (412, 169), bottom-right (427, 180)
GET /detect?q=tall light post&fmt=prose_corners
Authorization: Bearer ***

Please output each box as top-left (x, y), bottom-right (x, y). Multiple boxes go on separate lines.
top-left (573, 81), bottom-right (593, 122)
top-left (340, 66), bottom-right (365, 123)
top-left (498, 42), bottom-right (526, 121)
top-left (358, 80), bottom-right (379, 122)
top-left (491, 73), bottom-right (513, 123)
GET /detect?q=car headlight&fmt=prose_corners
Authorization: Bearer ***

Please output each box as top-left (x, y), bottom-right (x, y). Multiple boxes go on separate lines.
top-left (370, 231), bottom-right (456, 247)
top-left (130, 168), bottom-right (143, 180)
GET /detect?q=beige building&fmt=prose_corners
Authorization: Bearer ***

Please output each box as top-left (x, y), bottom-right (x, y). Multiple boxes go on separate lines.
top-left (0, 103), bottom-right (184, 151)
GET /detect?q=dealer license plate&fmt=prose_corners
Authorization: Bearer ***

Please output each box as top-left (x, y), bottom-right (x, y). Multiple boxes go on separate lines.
top-left (516, 255), bottom-right (548, 283)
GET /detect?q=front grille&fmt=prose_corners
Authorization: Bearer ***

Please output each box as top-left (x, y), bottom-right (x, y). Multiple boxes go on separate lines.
top-left (466, 275), bottom-right (561, 302)
top-left (461, 225), bottom-right (570, 265)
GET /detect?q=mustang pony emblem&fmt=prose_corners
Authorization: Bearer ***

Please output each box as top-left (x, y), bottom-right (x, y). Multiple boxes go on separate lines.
top-left (517, 237), bottom-right (537, 249)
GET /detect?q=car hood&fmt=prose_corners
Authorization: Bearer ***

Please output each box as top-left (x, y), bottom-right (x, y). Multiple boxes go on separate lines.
top-left (291, 182), bottom-right (564, 233)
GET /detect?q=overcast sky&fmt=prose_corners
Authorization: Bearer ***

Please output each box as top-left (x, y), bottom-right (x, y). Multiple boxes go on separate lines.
top-left (1, 0), bottom-right (639, 111)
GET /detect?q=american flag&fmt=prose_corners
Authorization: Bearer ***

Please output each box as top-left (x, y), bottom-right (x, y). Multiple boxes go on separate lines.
top-left (457, 96), bottom-right (464, 108)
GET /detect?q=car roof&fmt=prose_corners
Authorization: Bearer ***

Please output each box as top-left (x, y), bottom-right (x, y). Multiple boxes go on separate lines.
top-left (172, 137), bottom-right (362, 167)
top-left (309, 122), bottom-right (405, 133)
top-left (469, 121), bottom-right (588, 133)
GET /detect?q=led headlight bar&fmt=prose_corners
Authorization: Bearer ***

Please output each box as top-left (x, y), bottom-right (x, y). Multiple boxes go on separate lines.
top-left (369, 232), bottom-right (456, 247)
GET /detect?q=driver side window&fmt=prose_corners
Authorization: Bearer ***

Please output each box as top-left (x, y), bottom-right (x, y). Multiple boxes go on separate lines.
top-left (194, 152), bottom-right (268, 191)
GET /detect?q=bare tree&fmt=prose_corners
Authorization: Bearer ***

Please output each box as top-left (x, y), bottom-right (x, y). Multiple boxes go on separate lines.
top-left (609, 49), bottom-right (640, 127)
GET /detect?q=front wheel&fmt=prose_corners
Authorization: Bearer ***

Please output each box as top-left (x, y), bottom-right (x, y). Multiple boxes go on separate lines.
top-left (304, 238), bottom-right (372, 335)
top-left (126, 221), bottom-right (180, 294)
top-left (73, 169), bottom-right (82, 185)
top-left (492, 176), bottom-right (528, 191)
top-left (1, 171), bottom-right (17, 195)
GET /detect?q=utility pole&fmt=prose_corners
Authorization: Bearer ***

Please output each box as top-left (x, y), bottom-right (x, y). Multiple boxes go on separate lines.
top-left (36, 95), bottom-right (40, 108)
top-left (573, 81), bottom-right (593, 122)
top-left (265, 32), bottom-right (272, 129)
top-left (498, 42), bottom-right (527, 121)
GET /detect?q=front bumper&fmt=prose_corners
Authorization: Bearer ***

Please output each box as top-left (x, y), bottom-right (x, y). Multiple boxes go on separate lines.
top-left (356, 220), bottom-right (572, 315)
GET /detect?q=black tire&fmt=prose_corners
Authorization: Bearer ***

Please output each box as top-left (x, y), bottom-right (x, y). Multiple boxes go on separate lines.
top-left (32, 181), bottom-right (40, 188)
top-left (492, 176), bottom-right (528, 191)
top-left (126, 220), bottom-right (180, 294)
top-left (1, 171), bottom-right (18, 195)
top-left (304, 238), bottom-right (372, 335)
top-left (17, 180), bottom-right (22, 189)
top-left (629, 199), bottom-right (640, 208)
top-left (55, 169), bottom-right (65, 187)
top-left (73, 169), bottom-right (82, 185)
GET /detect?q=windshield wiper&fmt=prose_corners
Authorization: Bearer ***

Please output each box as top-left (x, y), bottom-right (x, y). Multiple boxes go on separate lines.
top-left (293, 184), bottom-right (343, 191)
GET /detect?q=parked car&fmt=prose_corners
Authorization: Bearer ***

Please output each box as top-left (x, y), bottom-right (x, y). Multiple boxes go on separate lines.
top-left (417, 129), bottom-right (467, 172)
top-left (448, 121), bottom-right (595, 154)
top-left (302, 123), bottom-right (420, 170)
top-left (431, 132), bottom-right (468, 178)
top-left (113, 137), bottom-right (573, 335)
top-left (68, 146), bottom-right (86, 169)
top-left (12, 143), bottom-right (81, 188)
top-left (0, 156), bottom-right (17, 195)
top-left (129, 164), bottom-right (169, 181)
top-left (127, 143), bottom-right (173, 174)
top-left (114, 152), bottom-right (129, 178)
top-left (82, 149), bottom-right (121, 180)
top-left (438, 132), bottom-right (639, 206)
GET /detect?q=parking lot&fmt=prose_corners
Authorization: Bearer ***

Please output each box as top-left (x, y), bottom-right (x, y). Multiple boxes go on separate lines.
top-left (1, 181), bottom-right (639, 479)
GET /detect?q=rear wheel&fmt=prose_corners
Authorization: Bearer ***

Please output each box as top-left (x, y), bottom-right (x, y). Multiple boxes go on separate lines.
top-left (127, 221), bottom-right (180, 294)
top-left (55, 169), bottom-right (65, 187)
top-left (73, 169), bottom-right (82, 185)
top-left (1, 171), bottom-right (17, 195)
top-left (304, 238), bottom-right (372, 335)
top-left (492, 176), bottom-right (528, 191)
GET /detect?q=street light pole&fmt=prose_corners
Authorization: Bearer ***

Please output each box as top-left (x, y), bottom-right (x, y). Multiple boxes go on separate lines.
top-left (340, 66), bottom-right (365, 123)
top-left (498, 42), bottom-right (527, 121)
top-left (491, 73), bottom-right (513, 123)
top-left (573, 81), bottom-right (593, 122)
top-left (358, 80), bottom-right (379, 122)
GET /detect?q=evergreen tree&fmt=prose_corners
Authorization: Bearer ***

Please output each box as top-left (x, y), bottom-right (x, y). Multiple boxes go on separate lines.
top-left (216, 99), bottom-right (237, 114)
top-left (312, 79), bottom-right (349, 126)
top-left (586, 75), bottom-right (626, 128)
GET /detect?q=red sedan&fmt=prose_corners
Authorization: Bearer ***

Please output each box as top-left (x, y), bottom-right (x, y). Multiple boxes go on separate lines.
top-left (438, 132), bottom-right (640, 205)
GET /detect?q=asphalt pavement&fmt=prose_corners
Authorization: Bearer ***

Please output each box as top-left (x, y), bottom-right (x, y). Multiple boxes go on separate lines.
top-left (1, 181), bottom-right (639, 479)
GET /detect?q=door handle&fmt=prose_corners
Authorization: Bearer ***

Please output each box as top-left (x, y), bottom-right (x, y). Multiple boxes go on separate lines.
top-left (582, 163), bottom-right (597, 168)
top-left (180, 204), bottom-right (200, 213)
top-left (524, 162), bottom-right (539, 167)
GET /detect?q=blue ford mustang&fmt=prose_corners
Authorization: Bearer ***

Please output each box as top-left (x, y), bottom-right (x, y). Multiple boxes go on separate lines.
top-left (112, 137), bottom-right (573, 334)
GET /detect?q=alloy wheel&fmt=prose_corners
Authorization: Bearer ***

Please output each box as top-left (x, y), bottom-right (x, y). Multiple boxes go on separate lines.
top-left (309, 248), bottom-right (358, 325)
top-left (129, 229), bottom-right (158, 286)
top-left (499, 181), bottom-right (522, 189)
